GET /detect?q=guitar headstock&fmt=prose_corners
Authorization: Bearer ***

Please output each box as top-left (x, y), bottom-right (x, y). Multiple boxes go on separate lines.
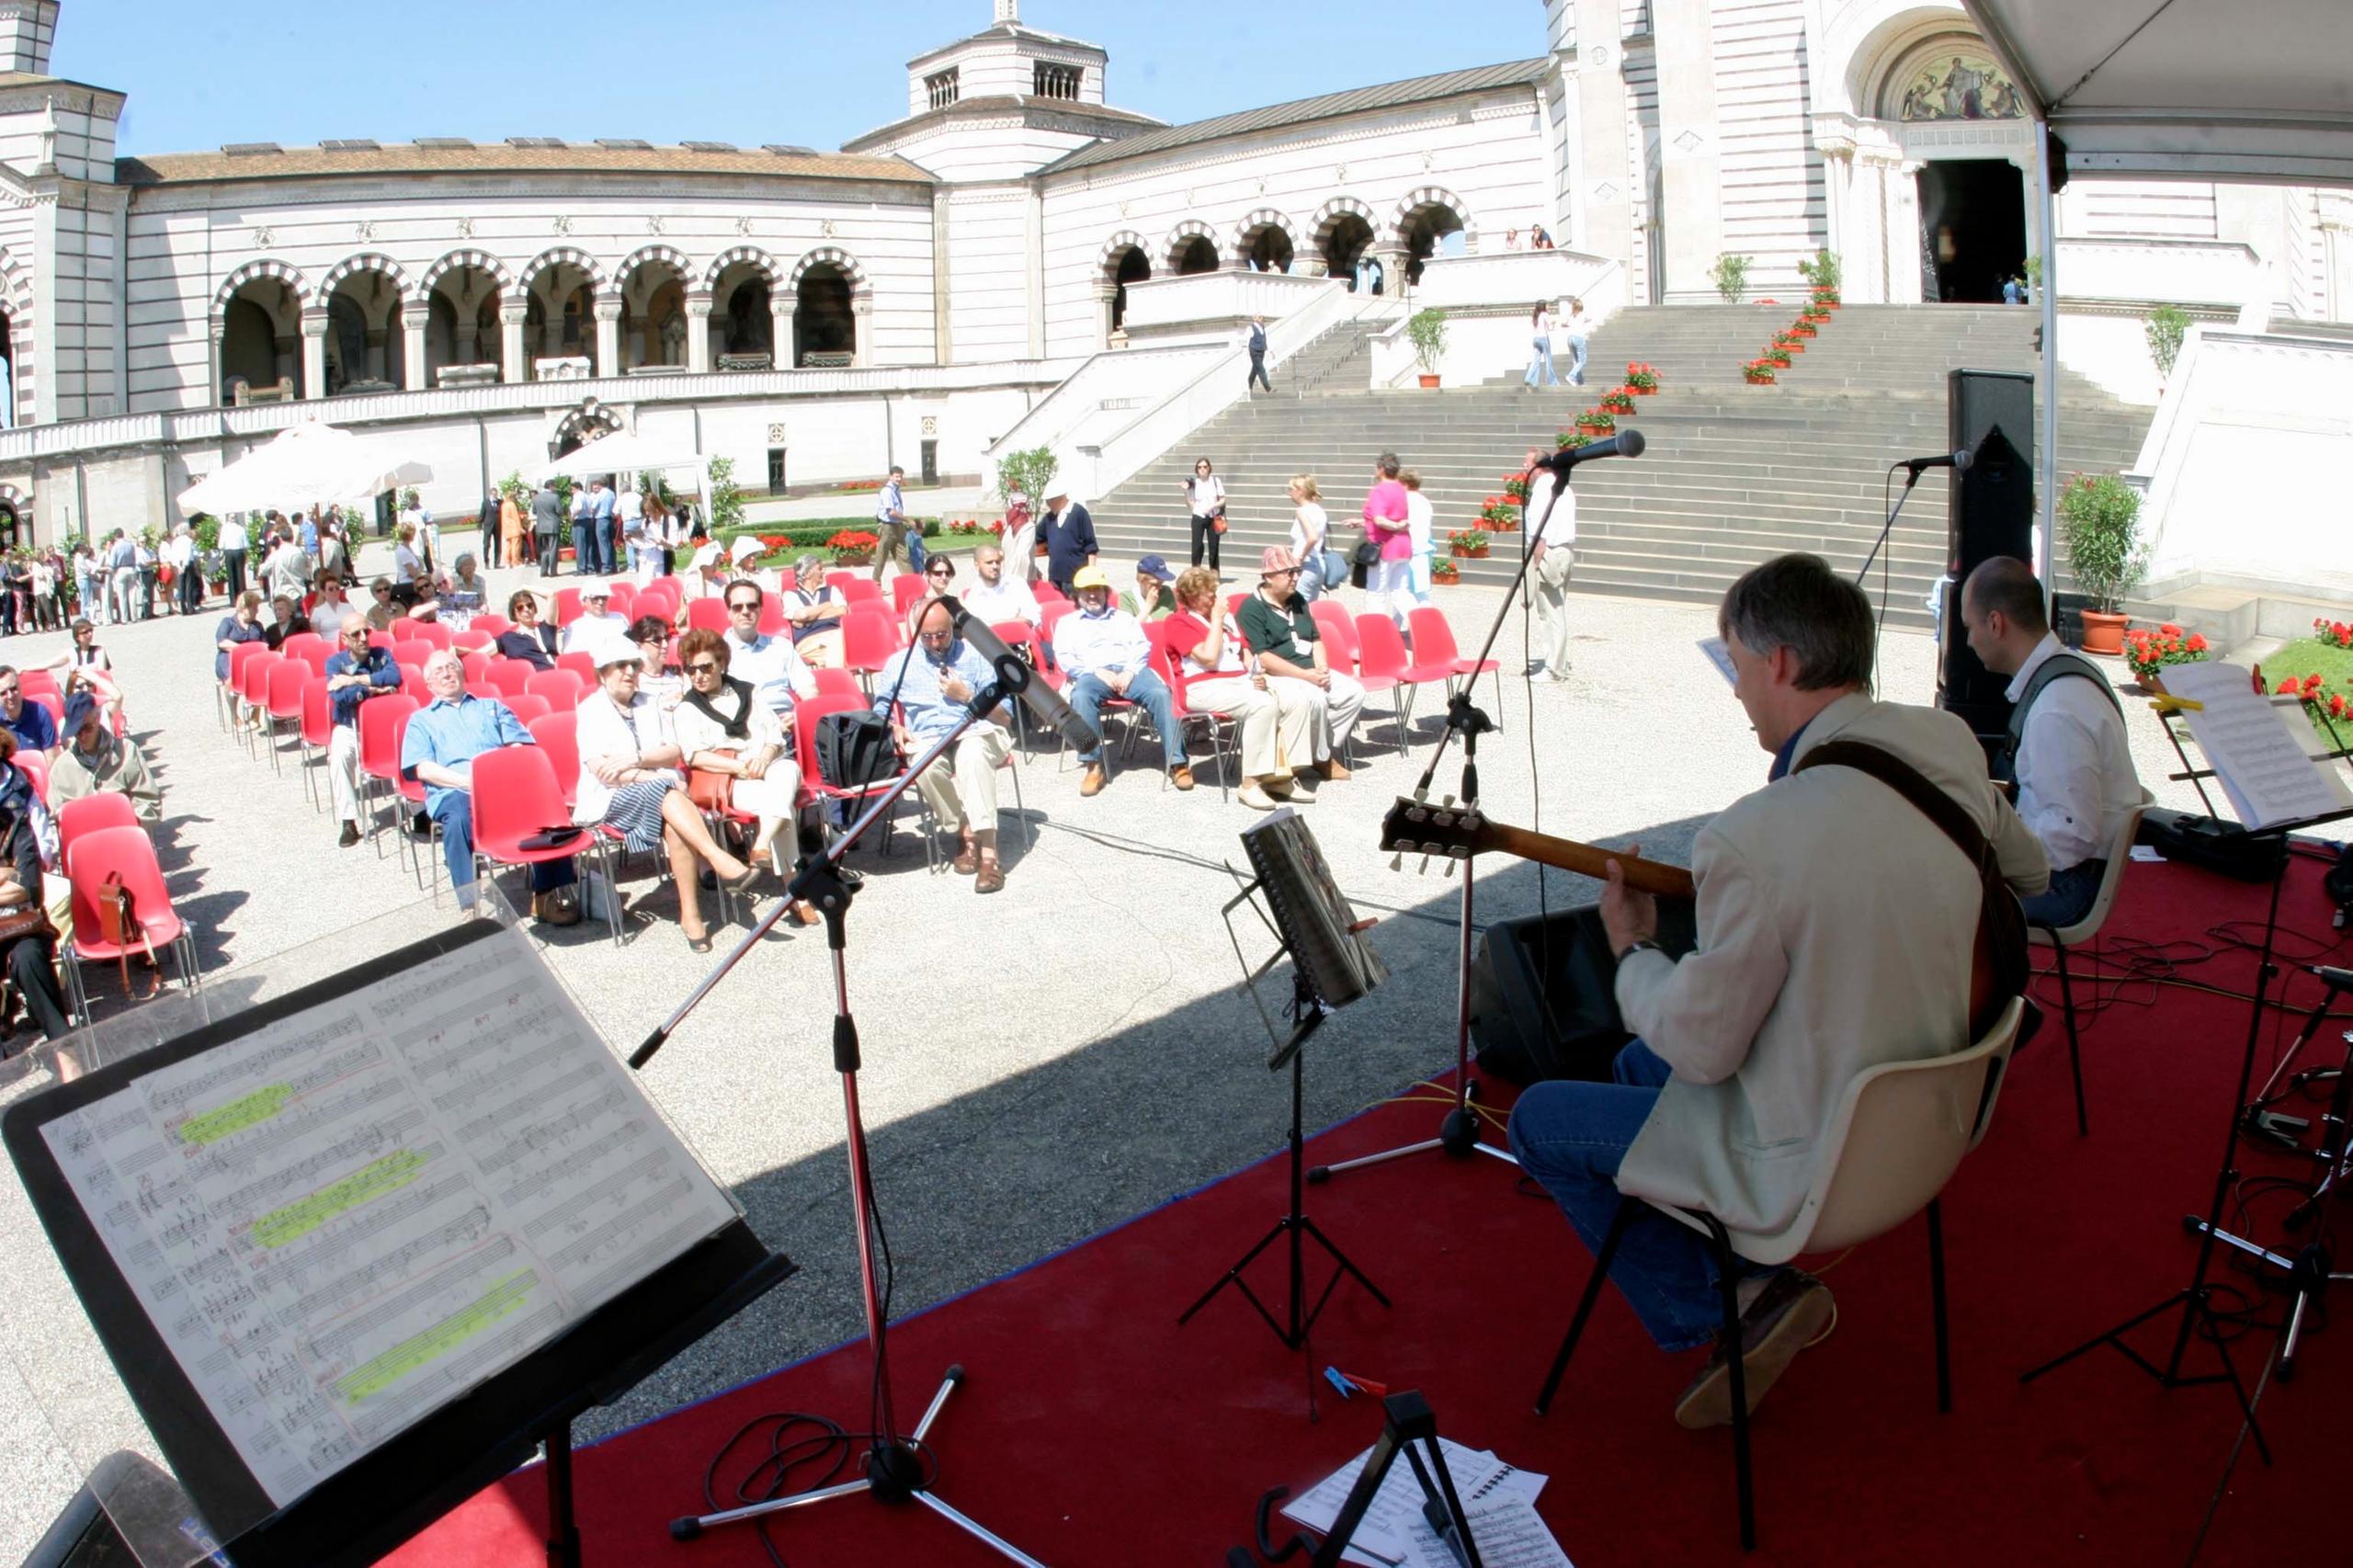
top-left (1379, 792), bottom-right (1485, 871)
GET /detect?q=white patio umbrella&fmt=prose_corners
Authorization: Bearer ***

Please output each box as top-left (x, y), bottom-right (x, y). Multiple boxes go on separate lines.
top-left (529, 428), bottom-right (711, 517)
top-left (176, 419), bottom-right (433, 515)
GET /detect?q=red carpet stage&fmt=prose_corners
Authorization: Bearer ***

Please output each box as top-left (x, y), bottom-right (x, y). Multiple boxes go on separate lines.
top-left (392, 853), bottom-right (2353, 1566)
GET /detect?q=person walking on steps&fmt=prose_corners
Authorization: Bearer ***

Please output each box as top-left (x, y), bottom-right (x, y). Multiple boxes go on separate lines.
top-left (1245, 315), bottom-right (1273, 394)
top-left (1526, 301), bottom-right (1557, 389)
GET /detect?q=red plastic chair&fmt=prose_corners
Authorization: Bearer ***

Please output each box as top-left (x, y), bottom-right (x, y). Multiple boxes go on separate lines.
top-left (400, 669), bottom-right (431, 708)
top-left (500, 692), bottom-right (552, 728)
top-left (632, 586), bottom-right (678, 625)
top-left (450, 626), bottom-right (495, 655)
top-left (57, 791), bottom-right (138, 872)
top-left (62, 824), bottom-right (199, 1020)
top-left (813, 666), bottom-right (861, 703)
top-left (555, 651), bottom-right (599, 685)
top-left (297, 677), bottom-right (334, 810)
top-left (608, 581), bottom-right (638, 616)
top-left (367, 629), bottom-right (398, 654)
top-left (20, 668), bottom-right (59, 700)
top-left (891, 574), bottom-right (927, 619)
top-left (460, 651), bottom-right (492, 687)
top-left (31, 690), bottom-right (63, 733)
top-left (278, 631), bottom-right (327, 669)
top-left (841, 610), bottom-right (901, 690)
top-left (685, 597), bottom-right (731, 635)
top-left (1408, 607), bottom-right (1501, 701)
top-left (825, 570), bottom-right (861, 598)
top-left (1030, 581), bottom-right (1064, 605)
top-left (1152, 641), bottom-right (1235, 801)
top-left (1356, 613), bottom-right (1451, 738)
top-left (471, 745), bottom-right (621, 945)
top-left (838, 577), bottom-right (882, 608)
top-left (12, 751), bottom-right (47, 803)
top-left (527, 711), bottom-right (583, 812)
top-left (527, 670), bottom-right (588, 710)
top-left (1226, 592), bottom-right (1251, 621)
top-left (261, 660), bottom-right (309, 774)
top-left (793, 693), bottom-right (908, 853)
top-left (488, 658), bottom-right (536, 699)
top-left (758, 597), bottom-right (786, 638)
top-left (404, 620), bottom-right (455, 653)
top-left (774, 568), bottom-right (799, 596)
top-left (220, 640), bottom-right (268, 730)
top-left (1039, 601), bottom-right (1073, 651)
top-left (235, 653), bottom-right (281, 756)
top-left (555, 587), bottom-right (584, 626)
top-left (386, 708), bottom-right (437, 892)
top-left (1310, 600), bottom-right (1356, 659)
top-left (357, 693), bottom-right (419, 853)
top-left (470, 612), bottom-right (513, 641)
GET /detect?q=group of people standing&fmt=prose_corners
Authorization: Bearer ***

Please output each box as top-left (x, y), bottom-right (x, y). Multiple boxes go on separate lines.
top-left (1526, 297), bottom-right (1590, 389)
top-left (508, 477), bottom-right (702, 579)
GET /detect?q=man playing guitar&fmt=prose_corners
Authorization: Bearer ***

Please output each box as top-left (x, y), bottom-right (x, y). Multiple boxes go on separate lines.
top-left (1506, 553), bottom-right (2048, 1428)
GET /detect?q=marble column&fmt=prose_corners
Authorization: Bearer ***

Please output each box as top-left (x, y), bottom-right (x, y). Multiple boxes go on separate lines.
top-left (1651, 0), bottom-right (1725, 303)
top-left (402, 304), bottom-right (428, 391)
top-left (851, 295), bottom-right (872, 369)
top-left (300, 311), bottom-right (328, 400)
top-left (1093, 279), bottom-right (1116, 350)
top-left (207, 320), bottom-right (225, 406)
top-left (686, 290), bottom-right (713, 374)
top-left (770, 302), bottom-right (795, 369)
top-left (1570, 0), bottom-right (1634, 275)
top-left (500, 303), bottom-right (528, 383)
top-left (1372, 243), bottom-right (1409, 299)
top-left (592, 299), bottom-right (621, 379)
top-left (273, 333), bottom-right (298, 392)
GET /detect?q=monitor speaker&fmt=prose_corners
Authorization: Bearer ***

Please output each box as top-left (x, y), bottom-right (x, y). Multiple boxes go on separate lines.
top-left (1940, 368), bottom-right (2036, 739)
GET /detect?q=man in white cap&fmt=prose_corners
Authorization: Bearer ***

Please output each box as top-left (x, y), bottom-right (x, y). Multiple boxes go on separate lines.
top-left (559, 580), bottom-right (631, 653)
top-left (1037, 483), bottom-right (1097, 600)
top-left (1052, 564), bottom-right (1191, 797)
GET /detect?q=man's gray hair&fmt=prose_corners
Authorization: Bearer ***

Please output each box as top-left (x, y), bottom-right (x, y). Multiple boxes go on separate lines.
top-left (1961, 555), bottom-right (2048, 636)
top-left (1717, 552), bottom-right (1875, 691)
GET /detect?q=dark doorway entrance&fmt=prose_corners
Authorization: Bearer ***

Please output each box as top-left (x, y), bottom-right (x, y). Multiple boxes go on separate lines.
top-left (1917, 159), bottom-right (2026, 303)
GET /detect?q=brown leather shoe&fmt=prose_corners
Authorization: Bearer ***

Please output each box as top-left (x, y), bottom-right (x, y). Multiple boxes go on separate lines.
top-left (1169, 765), bottom-right (1195, 791)
top-left (1079, 764), bottom-right (1108, 797)
top-left (974, 860), bottom-right (1006, 893)
top-left (1674, 1270), bottom-right (1835, 1430)
top-left (951, 843), bottom-right (978, 875)
top-left (1315, 757), bottom-right (1352, 782)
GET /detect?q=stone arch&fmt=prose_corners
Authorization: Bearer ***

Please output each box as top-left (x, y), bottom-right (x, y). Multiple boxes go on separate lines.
top-left (1162, 219), bottom-right (1219, 274)
top-left (618, 244), bottom-right (694, 293)
top-left (213, 256), bottom-right (307, 314)
top-left (1312, 197), bottom-right (1380, 289)
top-left (1230, 209), bottom-right (1298, 274)
top-left (1392, 187), bottom-right (1472, 284)
top-left (1097, 229), bottom-right (1149, 275)
top-left (421, 251), bottom-right (508, 386)
top-left (701, 245), bottom-right (781, 294)
top-left (419, 248), bottom-right (513, 300)
top-left (789, 248), bottom-right (864, 368)
top-left (618, 245), bottom-right (695, 371)
top-left (551, 399), bottom-right (624, 457)
top-left (787, 244), bottom-right (870, 298)
top-left (1310, 196), bottom-right (1377, 249)
top-left (1388, 187), bottom-right (1472, 248)
top-left (519, 245), bottom-right (608, 298)
top-left (1228, 209), bottom-right (1298, 256)
top-left (313, 252), bottom-right (413, 308)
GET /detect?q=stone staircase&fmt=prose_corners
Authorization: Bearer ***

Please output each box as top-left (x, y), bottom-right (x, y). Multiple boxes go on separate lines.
top-left (1086, 304), bottom-right (2154, 629)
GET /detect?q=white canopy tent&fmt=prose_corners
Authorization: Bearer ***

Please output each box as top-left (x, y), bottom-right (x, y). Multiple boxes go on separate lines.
top-left (1959, 0), bottom-right (2353, 578)
top-left (529, 430), bottom-right (710, 509)
top-left (176, 419), bottom-right (433, 516)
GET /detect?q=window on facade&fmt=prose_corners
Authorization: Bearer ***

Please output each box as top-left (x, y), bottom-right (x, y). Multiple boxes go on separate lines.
top-left (1034, 62), bottom-right (1081, 101)
top-left (926, 69), bottom-right (961, 110)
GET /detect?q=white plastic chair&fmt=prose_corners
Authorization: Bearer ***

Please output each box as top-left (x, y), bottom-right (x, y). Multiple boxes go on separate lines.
top-left (2028, 787), bottom-right (2154, 1137)
top-left (1536, 995), bottom-right (2027, 1551)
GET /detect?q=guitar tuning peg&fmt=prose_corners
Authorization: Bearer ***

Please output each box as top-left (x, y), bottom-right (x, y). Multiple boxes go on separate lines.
top-left (1440, 794), bottom-right (1456, 809)
top-left (1442, 859), bottom-right (1457, 879)
top-left (1417, 853), bottom-right (1432, 875)
top-left (1388, 854), bottom-right (1403, 872)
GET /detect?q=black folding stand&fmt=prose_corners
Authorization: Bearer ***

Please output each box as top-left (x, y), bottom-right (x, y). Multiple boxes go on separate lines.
top-left (1229, 1391), bottom-right (1484, 1568)
top-left (632, 660), bottom-right (1052, 1566)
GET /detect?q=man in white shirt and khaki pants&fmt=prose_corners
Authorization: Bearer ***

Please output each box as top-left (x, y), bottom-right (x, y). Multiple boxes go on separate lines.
top-left (1524, 448), bottom-right (1575, 681)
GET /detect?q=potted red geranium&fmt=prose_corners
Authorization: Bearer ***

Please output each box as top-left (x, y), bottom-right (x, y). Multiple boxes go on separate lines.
top-left (1447, 528), bottom-right (1491, 560)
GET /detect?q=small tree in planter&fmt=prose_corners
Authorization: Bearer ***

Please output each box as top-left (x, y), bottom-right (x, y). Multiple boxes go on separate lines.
top-left (1406, 308), bottom-right (1449, 387)
top-left (2059, 473), bottom-right (2146, 654)
top-left (2145, 303), bottom-right (2191, 381)
top-left (996, 444), bottom-right (1057, 509)
top-left (707, 456), bottom-right (747, 536)
top-left (1711, 253), bottom-right (1752, 304)
top-left (1796, 248), bottom-right (1842, 307)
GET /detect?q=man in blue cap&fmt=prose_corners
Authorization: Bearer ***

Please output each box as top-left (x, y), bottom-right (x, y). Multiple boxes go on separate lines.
top-left (48, 690), bottom-right (161, 822)
top-left (1122, 554), bottom-right (1176, 622)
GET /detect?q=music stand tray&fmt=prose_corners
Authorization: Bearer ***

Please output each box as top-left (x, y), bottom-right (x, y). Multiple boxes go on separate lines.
top-left (3, 913), bottom-right (790, 1568)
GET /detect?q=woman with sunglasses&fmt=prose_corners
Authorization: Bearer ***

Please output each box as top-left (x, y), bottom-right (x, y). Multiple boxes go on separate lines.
top-left (495, 589), bottom-right (558, 669)
top-left (903, 556), bottom-right (959, 637)
top-left (672, 629), bottom-right (817, 926)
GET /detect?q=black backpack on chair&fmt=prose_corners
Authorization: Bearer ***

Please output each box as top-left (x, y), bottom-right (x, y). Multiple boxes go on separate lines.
top-left (815, 710), bottom-right (898, 790)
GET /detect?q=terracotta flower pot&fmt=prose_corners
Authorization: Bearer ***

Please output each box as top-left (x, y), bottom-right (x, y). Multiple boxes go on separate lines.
top-left (1577, 421), bottom-right (1608, 436)
top-left (1434, 574), bottom-right (1461, 586)
top-left (1450, 544), bottom-right (1489, 559)
top-left (2078, 608), bottom-right (2129, 655)
top-left (835, 551), bottom-right (874, 568)
top-left (1417, 373), bottom-right (1441, 389)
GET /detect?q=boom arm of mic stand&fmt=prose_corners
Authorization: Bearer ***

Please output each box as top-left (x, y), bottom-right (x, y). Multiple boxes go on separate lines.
top-left (627, 672), bottom-right (1018, 1071)
top-left (1856, 462), bottom-right (1925, 585)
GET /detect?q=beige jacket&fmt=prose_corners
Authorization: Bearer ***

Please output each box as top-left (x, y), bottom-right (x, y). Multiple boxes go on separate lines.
top-left (1614, 692), bottom-right (2048, 1235)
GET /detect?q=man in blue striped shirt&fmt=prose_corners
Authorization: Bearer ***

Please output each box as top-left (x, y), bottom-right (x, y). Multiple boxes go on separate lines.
top-left (401, 651), bottom-right (578, 916)
top-left (874, 601), bottom-right (1012, 893)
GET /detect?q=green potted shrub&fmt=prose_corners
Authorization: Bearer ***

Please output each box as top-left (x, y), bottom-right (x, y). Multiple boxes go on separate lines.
top-left (2058, 473), bottom-right (2146, 654)
top-left (1406, 308), bottom-right (1449, 388)
top-left (2146, 303), bottom-right (2190, 384)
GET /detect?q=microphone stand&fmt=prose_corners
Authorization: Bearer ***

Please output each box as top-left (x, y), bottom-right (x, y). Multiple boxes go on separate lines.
top-left (1311, 461), bottom-right (1569, 1183)
top-left (1856, 460), bottom-right (1927, 587)
top-left (637, 653), bottom-right (1052, 1567)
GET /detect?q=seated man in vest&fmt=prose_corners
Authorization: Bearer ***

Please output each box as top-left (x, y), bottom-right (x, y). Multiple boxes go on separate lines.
top-left (1960, 555), bottom-right (2141, 927)
top-left (1508, 553), bottom-right (2046, 1427)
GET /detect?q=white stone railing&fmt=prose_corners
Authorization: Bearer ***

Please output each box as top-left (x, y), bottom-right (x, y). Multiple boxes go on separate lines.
top-left (979, 341), bottom-right (1233, 483)
top-left (2055, 237), bottom-right (2262, 310)
top-left (1118, 269), bottom-right (1334, 334)
top-left (1368, 250), bottom-right (1626, 388)
top-left (2130, 324), bottom-right (2353, 598)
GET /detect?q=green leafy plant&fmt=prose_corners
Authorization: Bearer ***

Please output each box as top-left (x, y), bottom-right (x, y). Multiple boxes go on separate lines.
top-left (1431, 557), bottom-right (1461, 584)
top-left (2145, 304), bottom-right (2191, 379)
top-left (706, 455), bottom-right (745, 536)
top-left (2058, 473), bottom-right (2146, 614)
top-left (2023, 256), bottom-right (2043, 290)
top-left (995, 445), bottom-right (1058, 508)
top-left (1711, 253), bottom-right (1753, 304)
top-left (1446, 528), bottom-right (1492, 555)
top-left (1405, 308), bottom-right (1449, 375)
top-left (1795, 249), bottom-right (1842, 292)
top-left (190, 513), bottom-right (220, 552)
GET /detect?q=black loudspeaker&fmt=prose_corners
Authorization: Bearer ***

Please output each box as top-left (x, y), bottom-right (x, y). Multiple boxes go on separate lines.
top-left (1939, 368), bottom-right (2037, 737)
top-left (1468, 902), bottom-right (1697, 1085)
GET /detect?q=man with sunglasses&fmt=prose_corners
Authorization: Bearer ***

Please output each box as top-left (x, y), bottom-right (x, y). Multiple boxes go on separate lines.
top-left (721, 581), bottom-right (816, 725)
top-left (0, 666), bottom-right (58, 761)
top-left (324, 619), bottom-right (401, 846)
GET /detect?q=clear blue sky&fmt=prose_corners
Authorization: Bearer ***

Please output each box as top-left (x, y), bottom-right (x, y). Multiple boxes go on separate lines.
top-left (58, 1), bottom-right (1542, 158)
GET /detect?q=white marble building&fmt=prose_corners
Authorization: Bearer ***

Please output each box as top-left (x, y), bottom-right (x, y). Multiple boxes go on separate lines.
top-left (0, 0), bottom-right (2340, 544)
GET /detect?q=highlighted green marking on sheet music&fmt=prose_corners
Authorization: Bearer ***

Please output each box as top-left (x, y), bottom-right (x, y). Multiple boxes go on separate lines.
top-left (177, 1085), bottom-right (294, 1146)
top-left (333, 1269), bottom-right (536, 1403)
top-left (250, 1150), bottom-right (426, 1248)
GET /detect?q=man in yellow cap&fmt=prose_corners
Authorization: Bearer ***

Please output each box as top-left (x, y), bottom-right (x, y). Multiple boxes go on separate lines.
top-left (1051, 564), bottom-right (1192, 796)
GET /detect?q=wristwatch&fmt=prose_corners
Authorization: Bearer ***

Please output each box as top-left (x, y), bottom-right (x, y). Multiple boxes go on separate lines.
top-left (1617, 938), bottom-right (1665, 964)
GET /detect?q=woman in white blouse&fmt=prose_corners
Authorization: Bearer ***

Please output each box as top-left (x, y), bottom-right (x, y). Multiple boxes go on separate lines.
top-left (1182, 457), bottom-right (1227, 574)
top-left (572, 631), bottom-right (758, 952)
top-left (1288, 474), bottom-right (1331, 600)
top-left (671, 628), bottom-right (819, 926)
top-left (1165, 566), bottom-right (1316, 811)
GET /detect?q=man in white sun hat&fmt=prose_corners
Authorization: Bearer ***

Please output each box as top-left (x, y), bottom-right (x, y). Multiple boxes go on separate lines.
top-left (559, 579), bottom-right (631, 653)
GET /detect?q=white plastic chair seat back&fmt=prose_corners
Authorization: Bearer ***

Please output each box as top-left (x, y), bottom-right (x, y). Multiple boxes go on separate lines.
top-left (1654, 997), bottom-right (2027, 1267)
top-left (2029, 787), bottom-right (2154, 948)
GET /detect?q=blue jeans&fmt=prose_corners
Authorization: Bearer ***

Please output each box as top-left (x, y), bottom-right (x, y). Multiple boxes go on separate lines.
top-left (1525, 338), bottom-right (1556, 387)
top-left (1068, 668), bottom-right (1182, 768)
top-left (1565, 333), bottom-right (1588, 384)
top-left (1508, 1040), bottom-right (1766, 1353)
top-left (2023, 857), bottom-right (2105, 928)
top-left (433, 793), bottom-right (575, 908)
top-left (572, 522), bottom-right (598, 575)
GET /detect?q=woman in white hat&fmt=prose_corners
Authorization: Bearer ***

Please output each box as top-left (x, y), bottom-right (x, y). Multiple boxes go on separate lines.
top-left (1000, 491), bottom-right (1038, 585)
top-left (681, 541), bottom-right (732, 609)
top-left (573, 631), bottom-right (760, 952)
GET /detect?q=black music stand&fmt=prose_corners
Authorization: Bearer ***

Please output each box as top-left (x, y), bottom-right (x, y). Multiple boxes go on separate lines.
top-left (1184, 812), bottom-right (1389, 1358)
top-left (1228, 1391), bottom-right (1484, 1568)
top-left (2020, 687), bottom-right (2353, 1441)
top-left (3, 918), bottom-right (791, 1568)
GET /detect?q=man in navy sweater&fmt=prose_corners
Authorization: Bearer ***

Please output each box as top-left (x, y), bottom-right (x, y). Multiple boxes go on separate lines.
top-left (1037, 484), bottom-right (1098, 600)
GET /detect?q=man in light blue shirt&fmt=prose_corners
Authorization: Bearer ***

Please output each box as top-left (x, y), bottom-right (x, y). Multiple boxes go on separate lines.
top-left (1051, 565), bottom-right (1189, 798)
top-left (874, 600), bottom-right (1012, 892)
top-left (401, 650), bottom-right (577, 913)
top-left (586, 479), bottom-right (618, 576)
top-left (874, 465), bottom-right (909, 583)
top-left (722, 582), bottom-right (816, 727)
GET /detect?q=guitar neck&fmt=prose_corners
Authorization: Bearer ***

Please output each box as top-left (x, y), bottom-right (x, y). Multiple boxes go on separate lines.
top-left (1479, 821), bottom-right (1697, 900)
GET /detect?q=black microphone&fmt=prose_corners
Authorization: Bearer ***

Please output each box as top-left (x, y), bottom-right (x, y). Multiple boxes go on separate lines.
top-left (1898, 449), bottom-right (1974, 474)
top-left (1539, 426), bottom-right (1645, 476)
top-left (941, 596), bottom-right (1101, 753)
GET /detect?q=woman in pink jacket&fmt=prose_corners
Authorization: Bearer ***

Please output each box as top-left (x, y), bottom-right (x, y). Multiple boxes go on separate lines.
top-left (1360, 451), bottom-right (1413, 628)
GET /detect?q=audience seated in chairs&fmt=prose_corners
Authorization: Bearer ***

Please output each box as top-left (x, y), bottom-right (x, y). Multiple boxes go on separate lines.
top-left (215, 593), bottom-right (268, 729)
top-left (305, 569), bottom-right (358, 637)
top-left (1165, 566), bottom-right (1317, 811)
top-left (0, 665), bottom-right (59, 760)
top-left (1235, 547), bottom-right (1361, 781)
top-left (497, 588), bottom-right (560, 670)
top-left (572, 630), bottom-right (759, 952)
top-left (1051, 565), bottom-right (1191, 798)
top-left (262, 594), bottom-right (303, 651)
top-left (0, 773), bottom-right (68, 1050)
top-left (399, 649), bottom-right (581, 926)
top-left (721, 581), bottom-right (818, 723)
top-left (879, 600), bottom-right (1014, 894)
top-left (673, 628), bottom-right (816, 926)
top-left (631, 614), bottom-right (685, 710)
top-left (324, 618), bottom-right (402, 847)
top-left (904, 556), bottom-right (958, 636)
top-left (959, 541), bottom-right (1038, 628)
top-left (778, 551), bottom-right (850, 667)
top-left (47, 692), bottom-right (159, 824)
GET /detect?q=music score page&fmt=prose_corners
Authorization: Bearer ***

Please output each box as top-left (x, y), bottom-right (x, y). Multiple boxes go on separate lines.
top-left (38, 927), bottom-right (737, 1508)
top-left (2159, 661), bottom-right (2353, 831)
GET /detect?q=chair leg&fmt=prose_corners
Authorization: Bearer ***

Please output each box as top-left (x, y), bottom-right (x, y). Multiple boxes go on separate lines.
top-left (1536, 1196), bottom-right (1636, 1415)
top-left (1705, 1218), bottom-right (1758, 1552)
top-left (2052, 934), bottom-right (2088, 1137)
top-left (1927, 1198), bottom-right (1952, 1415)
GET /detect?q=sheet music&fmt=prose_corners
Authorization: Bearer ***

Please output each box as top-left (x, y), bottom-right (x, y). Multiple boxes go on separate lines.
top-left (2159, 661), bottom-right (2353, 830)
top-left (1698, 637), bottom-right (1737, 688)
top-left (38, 926), bottom-right (737, 1508)
top-left (1401, 1496), bottom-right (1574, 1568)
top-left (1282, 1439), bottom-right (1546, 1568)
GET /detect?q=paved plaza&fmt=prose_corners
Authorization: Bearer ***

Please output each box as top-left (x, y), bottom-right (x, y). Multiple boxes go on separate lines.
top-left (0, 558), bottom-right (2216, 1557)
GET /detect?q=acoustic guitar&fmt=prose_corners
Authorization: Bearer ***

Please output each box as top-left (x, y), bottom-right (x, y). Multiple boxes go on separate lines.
top-left (1378, 794), bottom-right (1696, 900)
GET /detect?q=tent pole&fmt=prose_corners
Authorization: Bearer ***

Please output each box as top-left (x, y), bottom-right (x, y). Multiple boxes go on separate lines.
top-left (2036, 118), bottom-right (2061, 608)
